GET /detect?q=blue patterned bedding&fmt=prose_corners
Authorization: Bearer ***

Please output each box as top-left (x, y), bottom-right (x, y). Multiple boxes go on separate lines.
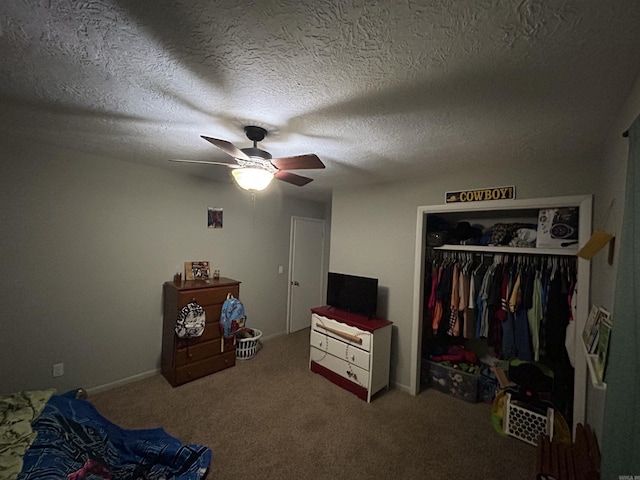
top-left (18, 394), bottom-right (211, 480)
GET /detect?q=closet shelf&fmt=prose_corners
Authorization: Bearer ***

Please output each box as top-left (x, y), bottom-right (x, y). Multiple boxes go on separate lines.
top-left (432, 244), bottom-right (578, 256)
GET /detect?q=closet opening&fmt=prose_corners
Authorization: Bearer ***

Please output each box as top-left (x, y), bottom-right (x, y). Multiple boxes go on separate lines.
top-left (420, 247), bottom-right (578, 427)
top-left (410, 195), bottom-right (592, 435)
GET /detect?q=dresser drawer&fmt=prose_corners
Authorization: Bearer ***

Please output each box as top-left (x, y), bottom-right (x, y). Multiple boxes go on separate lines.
top-left (311, 314), bottom-right (372, 352)
top-left (178, 285), bottom-right (240, 307)
top-left (310, 346), bottom-right (370, 389)
top-left (174, 340), bottom-right (222, 367)
top-left (203, 304), bottom-right (223, 322)
top-left (310, 329), bottom-right (370, 371)
top-left (174, 350), bottom-right (236, 385)
top-left (175, 320), bottom-right (221, 349)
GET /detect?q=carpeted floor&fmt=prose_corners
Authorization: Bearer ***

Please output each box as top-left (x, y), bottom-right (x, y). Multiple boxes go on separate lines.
top-left (90, 329), bottom-right (536, 479)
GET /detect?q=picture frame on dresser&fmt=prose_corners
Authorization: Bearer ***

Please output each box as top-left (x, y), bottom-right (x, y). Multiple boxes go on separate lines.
top-left (184, 261), bottom-right (210, 280)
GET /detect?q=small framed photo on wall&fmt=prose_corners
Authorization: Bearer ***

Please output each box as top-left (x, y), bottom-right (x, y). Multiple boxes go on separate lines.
top-left (208, 207), bottom-right (223, 229)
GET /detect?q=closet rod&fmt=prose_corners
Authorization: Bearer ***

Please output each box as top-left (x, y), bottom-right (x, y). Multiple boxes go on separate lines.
top-left (432, 250), bottom-right (576, 258)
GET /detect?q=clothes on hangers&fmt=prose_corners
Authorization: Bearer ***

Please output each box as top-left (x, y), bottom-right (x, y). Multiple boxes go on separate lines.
top-left (424, 251), bottom-right (576, 364)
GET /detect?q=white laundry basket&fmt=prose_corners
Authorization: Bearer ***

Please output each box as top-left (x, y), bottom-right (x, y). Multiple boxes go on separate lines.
top-left (235, 329), bottom-right (262, 360)
top-left (503, 392), bottom-right (554, 446)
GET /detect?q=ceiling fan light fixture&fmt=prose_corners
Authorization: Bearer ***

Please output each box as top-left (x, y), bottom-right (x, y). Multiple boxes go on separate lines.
top-left (231, 167), bottom-right (274, 191)
top-left (187, 126), bottom-right (323, 188)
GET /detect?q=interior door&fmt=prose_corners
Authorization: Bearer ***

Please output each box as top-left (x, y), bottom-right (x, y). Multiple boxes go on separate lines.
top-left (288, 217), bottom-right (325, 333)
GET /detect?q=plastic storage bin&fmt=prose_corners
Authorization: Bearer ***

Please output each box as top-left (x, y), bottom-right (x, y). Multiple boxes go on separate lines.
top-left (423, 360), bottom-right (478, 403)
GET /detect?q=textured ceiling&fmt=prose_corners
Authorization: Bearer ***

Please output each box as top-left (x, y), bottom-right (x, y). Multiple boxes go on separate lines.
top-left (2, 0), bottom-right (640, 201)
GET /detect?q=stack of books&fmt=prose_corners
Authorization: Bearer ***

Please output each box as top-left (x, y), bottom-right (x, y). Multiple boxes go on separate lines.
top-left (582, 305), bottom-right (612, 383)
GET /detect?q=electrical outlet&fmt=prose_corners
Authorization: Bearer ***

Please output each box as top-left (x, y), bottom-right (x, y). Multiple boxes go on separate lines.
top-left (52, 363), bottom-right (64, 377)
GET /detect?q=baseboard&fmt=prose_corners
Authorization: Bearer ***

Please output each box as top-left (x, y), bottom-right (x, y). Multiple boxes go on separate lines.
top-left (86, 368), bottom-right (160, 395)
top-left (85, 330), bottom-right (341, 396)
top-left (261, 330), bottom-right (287, 342)
top-left (87, 368), bottom-right (411, 398)
top-left (392, 381), bottom-right (412, 395)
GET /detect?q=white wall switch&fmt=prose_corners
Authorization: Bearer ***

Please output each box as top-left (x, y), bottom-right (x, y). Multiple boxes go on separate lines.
top-left (278, 265), bottom-right (284, 274)
top-left (52, 363), bottom-right (64, 377)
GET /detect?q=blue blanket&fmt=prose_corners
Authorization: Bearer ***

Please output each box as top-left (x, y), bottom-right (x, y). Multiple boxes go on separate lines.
top-left (18, 395), bottom-right (211, 479)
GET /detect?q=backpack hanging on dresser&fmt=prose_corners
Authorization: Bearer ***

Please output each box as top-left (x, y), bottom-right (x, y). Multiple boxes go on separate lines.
top-left (219, 293), bottom-right (246, 338)
top-left (175, 301), bottom-right (206, 338)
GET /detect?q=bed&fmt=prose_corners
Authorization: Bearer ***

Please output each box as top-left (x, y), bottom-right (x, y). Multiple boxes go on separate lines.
top-left (1, 389), bottom-right (211, 480)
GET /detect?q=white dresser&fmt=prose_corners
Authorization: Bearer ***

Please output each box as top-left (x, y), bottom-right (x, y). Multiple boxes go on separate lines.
top-left (309, 306), bottom-right (392, 402)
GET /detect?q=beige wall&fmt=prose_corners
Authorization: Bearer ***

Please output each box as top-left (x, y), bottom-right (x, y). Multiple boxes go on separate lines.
top-left (0, 142), bottom-right (326, 394)
top-left (586, 73), bottom-right (640, 441)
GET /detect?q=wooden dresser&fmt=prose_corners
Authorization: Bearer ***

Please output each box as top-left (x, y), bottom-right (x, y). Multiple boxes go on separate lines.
top-left (309, 306), bottom-right (392, 402)
top-left (162, 278), bottom-right (240, 387)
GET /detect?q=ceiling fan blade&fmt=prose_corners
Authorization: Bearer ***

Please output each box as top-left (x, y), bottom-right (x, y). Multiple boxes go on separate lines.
top-left (274, 171), bottom-right (314, 186)
top-left (169, 159), bottom-right (239, 168)
top-left (271, 154), bottom-right (325, 171)
top-left (201, 135), bottom-right (252, 161)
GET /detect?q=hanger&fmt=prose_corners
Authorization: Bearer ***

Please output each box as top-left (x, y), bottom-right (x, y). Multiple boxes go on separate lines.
top-left (551, 257), bottom-right (558, 280)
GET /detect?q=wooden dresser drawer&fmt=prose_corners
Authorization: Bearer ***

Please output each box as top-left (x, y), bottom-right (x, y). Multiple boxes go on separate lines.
top-left (310, 346), bottom-right (369, 389)
top-left (311, 314), bottom-right (372, 352)
top-left (175, 321), bottom-right (221, 349)
top-left (203, 304), bottom-right (223, 321)
top-left (310, 329), bottom-right (370, 371)
top-left (174, 350), bottom-right (236, 385)
top-left (174, 340), bottom-right (222, 367)
top-left (178, 285), bottom-right (239, 307)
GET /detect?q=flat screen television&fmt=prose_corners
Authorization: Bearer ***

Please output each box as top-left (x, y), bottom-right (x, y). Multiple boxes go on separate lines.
top-left (326, 272), bottom-right (378, 318)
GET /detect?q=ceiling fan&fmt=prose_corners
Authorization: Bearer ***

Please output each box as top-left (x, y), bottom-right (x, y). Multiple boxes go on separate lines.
top-left (170, 126), bottom-right (325, 190)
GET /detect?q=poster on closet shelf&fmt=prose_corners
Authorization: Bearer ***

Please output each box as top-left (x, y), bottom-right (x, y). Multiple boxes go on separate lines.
top-left (536, 207), bottom-right (579, 248)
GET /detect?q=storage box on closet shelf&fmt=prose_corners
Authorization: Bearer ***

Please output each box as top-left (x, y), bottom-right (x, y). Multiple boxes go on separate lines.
top-left (235, 328), bottom-right (262, 360)
top-left (503, 392), bottom-right (554, 446)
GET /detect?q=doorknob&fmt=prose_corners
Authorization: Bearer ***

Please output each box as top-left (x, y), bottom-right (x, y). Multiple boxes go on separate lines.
top-left (291, 281), bottom-right (299, 286)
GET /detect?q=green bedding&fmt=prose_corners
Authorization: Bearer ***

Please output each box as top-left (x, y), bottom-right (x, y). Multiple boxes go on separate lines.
top-left (0, 389), bottom-right (55, 480)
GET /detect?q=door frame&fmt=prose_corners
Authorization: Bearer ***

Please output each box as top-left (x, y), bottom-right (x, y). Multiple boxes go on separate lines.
top-left (287, 216), bottom-right (326, 333)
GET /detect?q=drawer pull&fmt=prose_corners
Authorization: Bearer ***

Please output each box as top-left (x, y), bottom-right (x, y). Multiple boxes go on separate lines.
top-left (316, 323), bottom-right (362, 344)
top-left (318, 341), bottom-right (323, 347)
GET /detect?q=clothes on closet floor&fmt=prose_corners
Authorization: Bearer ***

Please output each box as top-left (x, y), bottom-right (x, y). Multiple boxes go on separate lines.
top-left (425, 253), bottom-right (577, 363)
